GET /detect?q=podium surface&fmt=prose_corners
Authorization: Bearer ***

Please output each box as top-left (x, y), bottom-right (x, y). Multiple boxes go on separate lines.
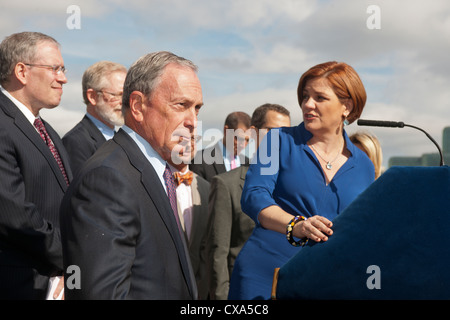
top-left (275, 166), bottom-right (450, 299)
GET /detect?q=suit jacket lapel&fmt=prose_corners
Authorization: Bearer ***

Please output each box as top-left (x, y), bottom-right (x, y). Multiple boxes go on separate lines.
top-left (0, 92), bottom-right (70, 191)
top-left (239, 165), bottom-right (249, 189)
top-left (113, 130), bottom-right (198, 299)
top-left (82, 115), bottom-right (107, 148)
top-left (212, 144), bottom-right (226, 175)
top-left (189, 176), bottom-right (200, 244)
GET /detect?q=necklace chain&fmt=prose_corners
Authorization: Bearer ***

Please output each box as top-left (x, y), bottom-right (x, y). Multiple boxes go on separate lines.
top-left (309, 141), bottom-right (343, 170)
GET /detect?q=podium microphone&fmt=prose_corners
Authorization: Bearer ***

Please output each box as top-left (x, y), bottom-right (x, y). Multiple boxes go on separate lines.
top-left (357, 119), bottom-right (444, 166)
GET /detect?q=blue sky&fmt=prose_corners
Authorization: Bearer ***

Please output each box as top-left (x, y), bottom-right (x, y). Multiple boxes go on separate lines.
top-left (1, 0), bottom-right (450, 168)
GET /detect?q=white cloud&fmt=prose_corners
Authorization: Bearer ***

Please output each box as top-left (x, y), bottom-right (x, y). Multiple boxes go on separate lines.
top-left (115, 0), bottom-right (316, 30)
top-left (1, 0), bottom-right (450, 168)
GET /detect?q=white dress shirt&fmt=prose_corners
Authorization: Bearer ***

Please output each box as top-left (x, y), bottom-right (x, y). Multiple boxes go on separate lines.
top-left (174, 167), bottom-right (193, 240)
top-left (85, 113), bottom-right (116, 141)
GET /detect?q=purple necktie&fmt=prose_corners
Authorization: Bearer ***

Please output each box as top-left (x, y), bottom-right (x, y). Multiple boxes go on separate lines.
top-left (163, 164), bottom-right (182, 232)
top-left (34, 118), bottom-right (69, 186)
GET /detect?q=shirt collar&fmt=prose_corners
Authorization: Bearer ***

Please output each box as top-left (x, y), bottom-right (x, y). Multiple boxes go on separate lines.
top-left (218, 140), bottom-right (241, 171)
top-left (121, 125), bottom-right (167, 190)
top-left (0, 85), bottom-right (37, 125)
top-left (86, 113), bottom-right (115, 140)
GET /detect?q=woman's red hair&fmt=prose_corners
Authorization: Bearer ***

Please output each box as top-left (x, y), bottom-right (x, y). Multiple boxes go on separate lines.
top-left (297, 61), bottom-right (367, 124)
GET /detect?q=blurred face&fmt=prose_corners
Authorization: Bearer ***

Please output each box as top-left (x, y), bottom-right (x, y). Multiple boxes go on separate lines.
top-left (301, 77), bottom-right (351, 136)
top-left (96, 71), bottom-right (126, 127)
top-left (233, 123), bottom-right (250, 157)
top-left (22, 41), bottom-right (67, 114)
top-left (256, 110), bottom-right (290, 144)
top-left (139, 63), bottom-right (203, 162)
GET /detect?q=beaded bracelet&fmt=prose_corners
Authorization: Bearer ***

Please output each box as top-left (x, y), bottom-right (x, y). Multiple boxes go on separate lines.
top-left (286, 215), bottom-right (309, 247)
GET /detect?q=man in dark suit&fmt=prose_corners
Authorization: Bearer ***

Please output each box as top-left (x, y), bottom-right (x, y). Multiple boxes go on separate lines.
top-left (206, 103), bottom-right (290, 299)
top-left (190, 111), bottom-right (251, 182)
top-left (62, 61), bottom-right (127, 176)
top-left (0, 31), bottom-right (72, 299)
top-left (60, 51), bottom-right (203, 299)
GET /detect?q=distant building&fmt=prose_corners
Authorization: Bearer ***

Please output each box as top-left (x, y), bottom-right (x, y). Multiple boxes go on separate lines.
top-left (388, 127), bottom-right (450, 167)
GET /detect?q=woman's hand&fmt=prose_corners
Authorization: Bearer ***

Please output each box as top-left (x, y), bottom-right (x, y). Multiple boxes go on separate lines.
top-left (294, 215), bottom-right (333, 242)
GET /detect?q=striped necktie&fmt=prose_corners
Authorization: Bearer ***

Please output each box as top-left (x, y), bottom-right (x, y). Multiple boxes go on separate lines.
top-left (34, 118), bottom-right (69, 186)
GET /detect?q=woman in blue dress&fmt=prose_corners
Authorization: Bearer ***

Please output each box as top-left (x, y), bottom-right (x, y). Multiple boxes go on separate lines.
top-left (228, 62), bottom-right (376, 300)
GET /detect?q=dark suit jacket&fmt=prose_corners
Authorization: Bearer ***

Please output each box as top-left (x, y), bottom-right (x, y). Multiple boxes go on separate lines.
top-left (60, 129), bottom-right (197, 299)
top-left (62, 114), bottom-right (107, 177)
top-left (190, 143), bottom-right (249, 182)
top-left (0, 90), bottom-right (73, 299)
top-left (182, 174), bottom-right (210, 299)
top-left (206, 165), bottom-right (255, 299)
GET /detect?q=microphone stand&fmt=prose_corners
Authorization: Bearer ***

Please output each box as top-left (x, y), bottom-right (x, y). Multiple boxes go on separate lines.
top-left (402, 123), bottom-right (444, 166)
top-left (357, 119), bottom-right (445, 166)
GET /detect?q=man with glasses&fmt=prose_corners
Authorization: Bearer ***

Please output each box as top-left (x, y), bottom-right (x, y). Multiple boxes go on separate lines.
top-left (0, 31), bottom-right (72, 299)
top-left (63, 61), bottom-right (127, 176)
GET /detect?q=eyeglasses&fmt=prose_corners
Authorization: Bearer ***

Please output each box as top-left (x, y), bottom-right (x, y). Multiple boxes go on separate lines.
top-left (24, 63), bottom-right (66, 75)
top-left (97, 90), bottom-right (123, 101)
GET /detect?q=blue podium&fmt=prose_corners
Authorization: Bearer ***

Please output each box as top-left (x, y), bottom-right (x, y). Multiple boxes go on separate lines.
top-left (274, 166), bottom-right (450, 299)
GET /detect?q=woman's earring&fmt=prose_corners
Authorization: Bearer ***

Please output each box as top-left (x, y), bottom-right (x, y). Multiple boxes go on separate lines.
top-left (343, 118), bottom-right (349, 126)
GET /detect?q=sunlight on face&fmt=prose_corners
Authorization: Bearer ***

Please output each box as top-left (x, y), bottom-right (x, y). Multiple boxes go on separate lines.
top-left (141, 63), bottom-right (203, 163)
top-left (301, 77), bottom-right (349, 136)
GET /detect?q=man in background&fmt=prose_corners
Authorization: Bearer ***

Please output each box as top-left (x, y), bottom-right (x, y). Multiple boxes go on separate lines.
top-left (206, 103), bottom-right (290, 299)
top-left (190, 111), bottom-right (251, 182)
top-left (63, 61), bottom-right (126, 176)
top-left (0, 31), bottom-right (72, 299)
top-left (167, 131), bottom-right (210, 299)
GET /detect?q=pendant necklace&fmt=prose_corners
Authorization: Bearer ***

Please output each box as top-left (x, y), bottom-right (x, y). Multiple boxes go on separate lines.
top-left (310, 141), bottom-right (343, 170)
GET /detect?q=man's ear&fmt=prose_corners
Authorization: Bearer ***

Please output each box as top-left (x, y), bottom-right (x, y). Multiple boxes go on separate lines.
top-left (14, 63), bottom-right (28, 85)
top-left (129, 91), bottom-right (145, 122)
top-left (86, 88), bottom-right (98, 106)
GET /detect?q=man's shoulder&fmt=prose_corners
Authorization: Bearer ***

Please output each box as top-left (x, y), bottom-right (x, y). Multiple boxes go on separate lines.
top-left (63, 116), bottom-right (95, 139)
top-left (213, 165), bottom-right (248, 184)
top-left (193, 172), bottom-right (210, 188)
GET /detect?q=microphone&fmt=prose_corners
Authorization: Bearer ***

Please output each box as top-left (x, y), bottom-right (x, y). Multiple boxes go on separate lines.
top-left (356, 119), bottom-right (405, 128)
top-left (357, 119), bottom-right (444, 166)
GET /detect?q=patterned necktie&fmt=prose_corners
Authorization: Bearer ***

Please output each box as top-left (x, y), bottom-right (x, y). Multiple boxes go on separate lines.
top-left (34, 118), bottom-right (69, 186)
top-left (173, 171), bottom-right (193, 186)
top-left (163, 164), bottom-right (182, 232)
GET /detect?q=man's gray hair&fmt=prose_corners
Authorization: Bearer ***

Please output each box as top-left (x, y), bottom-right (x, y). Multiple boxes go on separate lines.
top-left (122, 51), bottom-right (198, 110)
top-left (82, 61), bottom-right (127, 105)
top-left (0, 31), bottom-right (59, 85)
